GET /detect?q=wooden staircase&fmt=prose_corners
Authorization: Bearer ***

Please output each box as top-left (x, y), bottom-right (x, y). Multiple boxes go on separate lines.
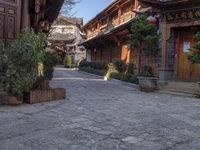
top-left (158, 81), bottom-right (200, 96)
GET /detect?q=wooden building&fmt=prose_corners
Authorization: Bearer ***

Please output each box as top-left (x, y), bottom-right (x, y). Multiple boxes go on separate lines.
top-left (140, 0), bottom-right (200, 81)
top-left (0, 0), bottom-right (64, 46)
top-left (48, 16), bottom-right (86, 63)
top-left (81, 0), bottom-right (140, 64)
top-left (0, 0), bottom-right (64, 73)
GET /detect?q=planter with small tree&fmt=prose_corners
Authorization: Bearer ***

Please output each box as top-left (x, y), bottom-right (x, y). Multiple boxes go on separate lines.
top-left (188, 32), bottom-right (200, 93)
top-left (129, 15), bottom-right (159, 92)
top-left (0, 30), bottom-right (65, 105)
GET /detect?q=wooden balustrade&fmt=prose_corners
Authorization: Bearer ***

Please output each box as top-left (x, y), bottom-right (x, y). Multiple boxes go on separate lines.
top-left (86, 11), bottom-right (136, 39)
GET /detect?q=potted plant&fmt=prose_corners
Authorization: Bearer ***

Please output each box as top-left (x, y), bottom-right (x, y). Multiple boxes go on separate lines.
top-left (129, 15), bottom-right (159, 92)
top-left (137, 65), bottom-right (158, 92)
top-left (188, 32), bottom-right (200, 92)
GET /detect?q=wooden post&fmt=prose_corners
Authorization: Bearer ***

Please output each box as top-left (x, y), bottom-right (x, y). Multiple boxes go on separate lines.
top-left (137, 48), bottom-right (142, 74)
top-left (118, 5), bottom-right (122, 24)
top-left (162, 15), bottom-right (168, 68)
top-left (135, 0), bottom-right (140, 10)
top-left (21, 0), bottom-right (30, 29)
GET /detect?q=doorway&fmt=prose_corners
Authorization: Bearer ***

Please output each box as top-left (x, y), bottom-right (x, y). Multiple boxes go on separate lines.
top-left (174, 26), bottom-right (200, 81)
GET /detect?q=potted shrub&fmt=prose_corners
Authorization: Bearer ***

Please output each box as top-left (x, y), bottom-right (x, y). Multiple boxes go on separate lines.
top-left (188, 32), bottom-right (200, 92)
top-left (137, 66), bottom-right (158, 92)
top-left (2, 30), bottom-right (48, 104)
top-left (129, 15), bottom-right (159, 92)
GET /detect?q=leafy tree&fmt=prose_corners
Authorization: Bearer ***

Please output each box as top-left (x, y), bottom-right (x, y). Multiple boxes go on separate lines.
top-left (3, 30), bottom-right (47, 98)
top-left (188, 32), bottom-right (200, 64)
top-left (129, 15), bottom-right (159, 75)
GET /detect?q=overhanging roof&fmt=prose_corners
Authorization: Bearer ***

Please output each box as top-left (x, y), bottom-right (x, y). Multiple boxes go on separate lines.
top-left (29, 0), bottom-right (65, 24)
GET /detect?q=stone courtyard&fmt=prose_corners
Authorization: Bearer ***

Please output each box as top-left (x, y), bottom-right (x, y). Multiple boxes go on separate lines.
top-left (0, 67), bottom-right (200, 150)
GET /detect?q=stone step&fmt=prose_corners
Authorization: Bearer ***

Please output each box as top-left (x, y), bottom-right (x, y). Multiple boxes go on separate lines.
top-left (158, 81), bottom-right (200, 95)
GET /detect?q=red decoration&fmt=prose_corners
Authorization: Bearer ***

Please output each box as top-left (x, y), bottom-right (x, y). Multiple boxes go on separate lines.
top-left (147, 16), bottom-right (157, 25)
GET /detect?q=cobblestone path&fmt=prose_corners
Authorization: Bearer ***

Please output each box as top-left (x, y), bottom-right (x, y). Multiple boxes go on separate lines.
top-left (0, 67), bottom-right (200, 150)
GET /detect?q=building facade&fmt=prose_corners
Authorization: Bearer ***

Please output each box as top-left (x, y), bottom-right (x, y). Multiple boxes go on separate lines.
top-left (48, 16), bottom-right (86, 63)
top-left (81, 0), bottom-right (141, 65)
top-left (0, 0), bottom-right (64, 74)
top-left (141, 0), bottom-right (200, 81)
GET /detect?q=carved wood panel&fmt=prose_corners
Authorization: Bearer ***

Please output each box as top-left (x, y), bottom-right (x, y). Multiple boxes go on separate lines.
top-left (0, 0), bottom-right (21, 46)
top-left (0, 0), bottom-right (21, 73)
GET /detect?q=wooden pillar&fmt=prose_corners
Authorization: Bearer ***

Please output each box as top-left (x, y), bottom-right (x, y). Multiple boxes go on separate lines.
top-left (106, 15), bottom-right (110, 29)
top-left (34, 0), bottom-right (40, 29)
top-left (118, 5), bottom-right (122, 24)
top-left (162, 15), bottom-right (168, 68)
top-left (21, 0), bottom-right (30, 30)
top-left (134, 0), bottom-right (140, 9)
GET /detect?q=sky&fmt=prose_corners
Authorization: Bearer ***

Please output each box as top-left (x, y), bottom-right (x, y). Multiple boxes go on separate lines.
top-left (71, 0), bottom-right (113, 24)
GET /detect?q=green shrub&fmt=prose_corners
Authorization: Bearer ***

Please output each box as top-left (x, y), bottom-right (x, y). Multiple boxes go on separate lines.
top-left (114, 60), bottom-right (127, 73)
top-left (188, 32), bottom-right (200, 64)
top-left (65, 55), bottom-right (73, 68)
top-left (3, 30), bottom-right (47, 98)
top-left (139, 65), bottom-right (154, 77)
top-left (43, 52), bottom-right (59, 80)
top-left (79, 67), bottom-right (106, 76)
top-left (78, 60), bottom-right (138, 84)
top-left (127, 63), bottom-right (136, 74)
top-left (110, 72), bottom-right (138, 84)
top-left (78, 60), bottom-right (107, 70)
top-left (79, 59), bottom-right (89, 67)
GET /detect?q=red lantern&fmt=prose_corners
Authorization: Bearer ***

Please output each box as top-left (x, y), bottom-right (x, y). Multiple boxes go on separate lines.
top-left (147, 16), bottom-right (157, 25)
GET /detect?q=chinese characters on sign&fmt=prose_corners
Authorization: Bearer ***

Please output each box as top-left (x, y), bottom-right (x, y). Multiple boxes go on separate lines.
top-left (166, 8), bottom-right (200, 22)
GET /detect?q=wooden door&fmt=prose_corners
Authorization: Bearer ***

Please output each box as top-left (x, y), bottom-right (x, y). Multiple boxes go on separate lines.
top-left (0, 0), bottom-right (21, 72)
top-left (176, 30), bottom-right (200, 81)
top-left (0, 0), bottom-right (21, 46)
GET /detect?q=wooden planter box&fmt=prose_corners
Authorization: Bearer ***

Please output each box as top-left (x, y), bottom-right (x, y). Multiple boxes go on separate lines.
top-left (0, 92), bottom-right (8, 105)
top-left (24, 88), bottom-right (66, 104)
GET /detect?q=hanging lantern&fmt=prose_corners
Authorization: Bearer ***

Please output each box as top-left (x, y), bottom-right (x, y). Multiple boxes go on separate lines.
top-left (147, 16), bottom-right (157, 25)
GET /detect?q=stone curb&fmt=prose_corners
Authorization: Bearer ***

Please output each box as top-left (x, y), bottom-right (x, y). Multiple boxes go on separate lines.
top-left (78, 70), bottom-right (139, 89)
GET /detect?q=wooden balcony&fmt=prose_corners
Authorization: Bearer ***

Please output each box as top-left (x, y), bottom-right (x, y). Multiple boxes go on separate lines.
top-left (87, 30), bottom-right (99, 39)
top-left (112, 18), bottom-right (120, 27)
top-left (121, 12), bottom-right (135, 23)
top-left (86, 11), bottom-right (136, 39)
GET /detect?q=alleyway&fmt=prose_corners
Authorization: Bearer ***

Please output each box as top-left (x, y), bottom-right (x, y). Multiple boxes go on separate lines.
top-left (0, 67), bottom-right (200, 150)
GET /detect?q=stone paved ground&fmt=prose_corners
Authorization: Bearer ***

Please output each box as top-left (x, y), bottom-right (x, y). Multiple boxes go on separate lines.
top-left (0, 67), bottom-right (200, 150)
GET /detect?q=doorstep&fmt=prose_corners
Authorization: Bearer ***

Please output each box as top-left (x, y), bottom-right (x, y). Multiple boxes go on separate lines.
top-left (158, 80), bottom-right (200, 96)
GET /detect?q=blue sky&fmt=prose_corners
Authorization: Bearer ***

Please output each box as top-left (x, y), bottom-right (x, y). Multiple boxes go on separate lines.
top-left (72, 0), bottom-right (113, 24)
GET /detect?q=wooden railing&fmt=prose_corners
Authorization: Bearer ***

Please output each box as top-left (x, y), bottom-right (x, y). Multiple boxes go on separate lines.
top-left (87, 30), bottom-right (99, 39)
top-left (112, 18), bottom-right (120, 27)
top-left (87, 11), bottom-right (135, 39)
top-left (121, 12), bottom-right (135, 23)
